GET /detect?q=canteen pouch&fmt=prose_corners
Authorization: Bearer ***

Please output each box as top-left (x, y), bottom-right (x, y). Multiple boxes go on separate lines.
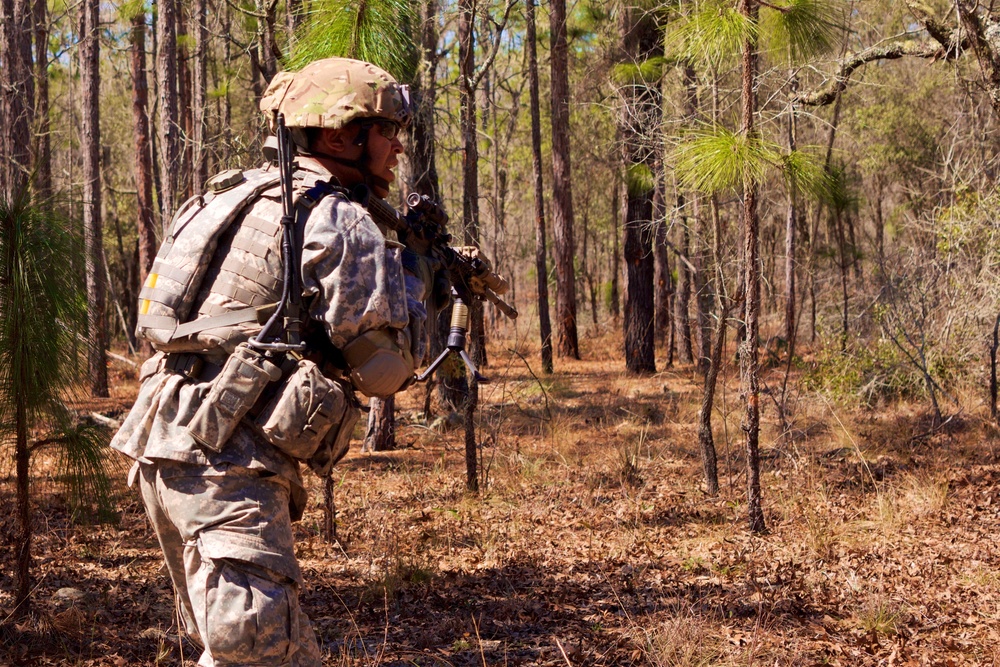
top-left (254, 359), bottom-right (349, 461)
top-left (187, 342), bottom-right (281, 451)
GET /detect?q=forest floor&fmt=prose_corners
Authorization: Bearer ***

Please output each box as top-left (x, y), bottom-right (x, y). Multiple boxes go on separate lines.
top-left (3, 328), bottom-right (1000, 666)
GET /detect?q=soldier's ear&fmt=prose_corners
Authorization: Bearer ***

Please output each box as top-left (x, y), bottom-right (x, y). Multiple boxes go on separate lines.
top-left (316, 126), bottom-right (359, 155)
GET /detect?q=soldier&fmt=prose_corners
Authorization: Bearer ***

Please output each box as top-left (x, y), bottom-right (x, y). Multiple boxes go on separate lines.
top-left (111, 58), bottom-right (430, 666)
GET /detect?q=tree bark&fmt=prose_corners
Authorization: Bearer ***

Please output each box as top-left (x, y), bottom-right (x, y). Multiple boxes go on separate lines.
top-left (738, 0), bottom-right (765, 534)
top-left (674, 217), bottom-right (695, 364)
top-left (82, 0), bottom-right (108, 397)
top-left (653, 186), bottom-right (670, 345)
top-left (192, 0), bottom-right (209, 194)
top-left (157, 0), bottom-right (180, 227)
top-left (1, 0), bottom-right (34, 199)
top-left (458, 0), bottom-right (479, 491)
top-left (526, 0), bottom-right (553, 374)
top-left (363, 396), bottom-right (396, 452)
top-left (32, 0), bottom-right (50, 200)
top-left (623, 180), bottom-right (656, 374)
top-left (549, 0), bottom-right (580, 359)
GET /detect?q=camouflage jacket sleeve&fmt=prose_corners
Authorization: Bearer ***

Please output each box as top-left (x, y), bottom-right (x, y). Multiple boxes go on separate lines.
top-left (301, 194), bottom-right (410, 352)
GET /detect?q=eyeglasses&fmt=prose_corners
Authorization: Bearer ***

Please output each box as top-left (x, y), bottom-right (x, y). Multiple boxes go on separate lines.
top-left (368, 119), bottom-right (401, 140)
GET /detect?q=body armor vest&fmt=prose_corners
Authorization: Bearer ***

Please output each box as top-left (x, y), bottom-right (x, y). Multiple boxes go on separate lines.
top-left (137, 167), bottom-right (335, 355)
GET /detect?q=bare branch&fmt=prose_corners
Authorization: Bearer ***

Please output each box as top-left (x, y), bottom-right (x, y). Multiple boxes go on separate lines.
top-left (470, 0), bottom-right (518, 90)
top-left (796, 39), bottom-right (945, 106)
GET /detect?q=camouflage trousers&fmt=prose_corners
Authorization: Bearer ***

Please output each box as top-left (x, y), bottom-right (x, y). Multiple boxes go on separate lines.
top-left (137, 460), bottom-right (322, 666)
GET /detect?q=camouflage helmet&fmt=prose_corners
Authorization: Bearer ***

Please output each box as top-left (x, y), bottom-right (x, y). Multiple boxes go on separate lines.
top-left (259, 57), bottom-right (411, 132)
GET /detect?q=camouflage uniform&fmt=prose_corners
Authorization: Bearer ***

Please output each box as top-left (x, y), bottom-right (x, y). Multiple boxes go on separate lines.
top-left (112, 153), bottom-right (424, 665)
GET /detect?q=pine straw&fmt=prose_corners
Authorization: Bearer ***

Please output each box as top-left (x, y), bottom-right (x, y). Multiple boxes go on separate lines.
top-left (3, 331), bottom-right (1000, 665)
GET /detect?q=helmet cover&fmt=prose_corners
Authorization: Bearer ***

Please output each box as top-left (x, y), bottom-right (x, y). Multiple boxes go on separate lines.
top-left (260, 57), bottom-right (411, 131)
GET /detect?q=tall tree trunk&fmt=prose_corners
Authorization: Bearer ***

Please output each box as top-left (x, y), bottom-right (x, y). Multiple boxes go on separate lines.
top-left (738, 0), bottom-right (765, 534)
top-left (618, 5), bottom-right (659, 375)
top-left (177, 9), bottom-right (192, 200)
top-left (82, 0), bottom-right (108, 397)
top-left (33, 0), bottom-right (51, 200)
top-left (527, 0), bottom-right (553, 373)
top-left (623, 180), bottom-right (656, 374)
top-left (674, 218), bottom-right (694, 364)
top-left (157, 0), bottom-right (180, 228)
top-left (784, 97), bottom-right (798, 349)
top-left (458, 0), bottom-right (479, 492)
top-left (695, 194), bottom-right (728, 496)
top-left (192, 0), bottom-right (208, 194)
top-left (683, 64), bottom-right (712, 375)
top-left (132, 14), bottom-right (157, 282)
top-left (610, 180), bottom-right (620, 320)
top-left (1, 0), bottom-right (34, 199)
top-left (653, 185), bottom-right (669, 345)
top-left (549, 0), bottom-right (579, 359)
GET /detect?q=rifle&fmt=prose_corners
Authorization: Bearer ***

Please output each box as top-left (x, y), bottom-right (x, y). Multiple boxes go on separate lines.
top-left (251, 112), bottom-right (307, 354)
top-left (366, 194), bottom-right (517, 383)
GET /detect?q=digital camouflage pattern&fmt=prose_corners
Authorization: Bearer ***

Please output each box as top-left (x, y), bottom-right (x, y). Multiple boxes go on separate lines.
top-left (260, 57), bottom-right (411, 131)
top-left (136, 169), bottom-right (282, 350)
top-left (137, 460), bottom-right (322, 666)
top-left (111, 157), bottom-right (425, 664)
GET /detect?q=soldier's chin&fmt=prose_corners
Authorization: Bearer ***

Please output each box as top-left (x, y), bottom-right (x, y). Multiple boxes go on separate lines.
top-left (372, 174), bottom-right (393, 199)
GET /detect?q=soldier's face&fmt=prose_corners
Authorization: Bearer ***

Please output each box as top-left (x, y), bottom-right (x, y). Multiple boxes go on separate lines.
top-left (364, 122), bottom-right (404, 198)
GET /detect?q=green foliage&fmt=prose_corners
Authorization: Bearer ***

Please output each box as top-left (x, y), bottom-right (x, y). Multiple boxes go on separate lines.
top-left (610, 56), bottom-right (669, 86)
top-left (287, 0), bottom-right (416, 82)
top-left (803, 338), bottom-right (926, 407)
top-left (760, 0), bottom-right (843, 62)
top-left (673, 126), bottom-right (781, 193)
top-left (117, 0), bottom-right (147, 22)
top-left (0, 192), bottom-right (117, 520)
top-left (0, 194), bottom-right (84, 423)
top-left (781, 148), bottom-right (832, 200)
top-left (667, 0), bottom-right (755, 67)
top-left (821, 164), bottom-right (861, 215)
top-left (625, 162), bottom-right (655, 196)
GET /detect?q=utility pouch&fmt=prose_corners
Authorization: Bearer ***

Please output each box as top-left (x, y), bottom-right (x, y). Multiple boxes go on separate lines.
top-left (254, 359), bottom-right (349, 461)
top-left (187, 342), bottom-right (282, 451)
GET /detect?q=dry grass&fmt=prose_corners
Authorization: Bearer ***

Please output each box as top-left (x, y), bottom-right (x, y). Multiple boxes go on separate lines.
top-left (3, 334), bottom-right (1000, 665)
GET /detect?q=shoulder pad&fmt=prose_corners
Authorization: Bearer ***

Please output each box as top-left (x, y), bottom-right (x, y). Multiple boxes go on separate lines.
top-left (207, 169), bottom-right (246, 193)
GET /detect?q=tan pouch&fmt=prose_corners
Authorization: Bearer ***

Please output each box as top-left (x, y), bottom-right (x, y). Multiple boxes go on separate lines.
top-left (254, 359), bottom-right (348, 460)
top-left (187, 343), bottom-right (281, 451)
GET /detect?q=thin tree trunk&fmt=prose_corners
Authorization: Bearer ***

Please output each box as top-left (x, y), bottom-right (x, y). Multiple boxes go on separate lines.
top-left (458, 0), bottom-right (478, 491)
top-left (1, 0), bottom-right (33, 199)
top-left (549, 0), bottom-right (579, 359)
top-left (33, 0), bottom-right (50, 200)
top-left (157, 0), bottom-right (179, 227)
top-left (739, 0), bottom-right (765, 534)
top-left (610, 181), bottom-right (621, 320)
top-left (991, 310), bottom-right (1000, 423)
top-left (82, 0), bottom-right (108, 397)
top-left (192, 0), bottom-right (209, 193)
top-left (675, 218), bottom-right (694, 364)
top-left (653, 189), bottom-right (670, 345)
top-left (132, 12), bottom-right (157, 357)
top-left (527, 0), bottom-right (553, 373)
top-left (363, 396), bottom-right (396, 451)
top-left (785, 98), bottom-right (798, 349)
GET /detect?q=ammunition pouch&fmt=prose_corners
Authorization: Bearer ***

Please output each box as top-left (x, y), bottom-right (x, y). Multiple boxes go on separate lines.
top-left (187, 343), bottom-right (282, 452)
top-left (253, 359), bottom-right (352, 461)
